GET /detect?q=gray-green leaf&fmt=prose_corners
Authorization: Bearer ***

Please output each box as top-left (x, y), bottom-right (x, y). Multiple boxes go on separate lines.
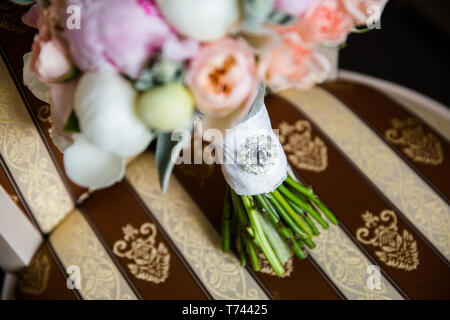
top-left (243, 0), bottom-right (275, 27)
top-left (259, 213), bottom-right (292, 265)
top-left (155, 130), bottom-right (190, 194)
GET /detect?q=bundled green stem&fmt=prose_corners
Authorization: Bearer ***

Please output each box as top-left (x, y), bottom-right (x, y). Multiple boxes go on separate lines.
top-left (221, 175), bottom-right (338, 275)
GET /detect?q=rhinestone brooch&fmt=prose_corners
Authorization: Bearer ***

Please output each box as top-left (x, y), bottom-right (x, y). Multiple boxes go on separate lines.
top-left (238, 134), bottom-right (278, 175)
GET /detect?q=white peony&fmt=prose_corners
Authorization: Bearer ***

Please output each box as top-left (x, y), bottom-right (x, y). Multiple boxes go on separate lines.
top-left (74, 72), bottom-right (153, 157)
top-left (156, 0), bottom-right (241, 41)
top-left (64, 135), bottom-right (125, 189)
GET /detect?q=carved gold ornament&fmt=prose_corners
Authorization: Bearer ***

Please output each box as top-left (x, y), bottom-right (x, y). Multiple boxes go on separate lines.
top-left (113, 222), bottom-right (170, 284)
top-left (37, 105), bottom-right (52, 123)
top-left (385, 117), bottom-right (444, 165)
top-left (356, 210), bottom-right (420, 271)
top-left (258, 253), bottom-right (294, 278)
top-left (279, 120), bottom-right (328, 172)
top-left (9, 193), bottom-right (19, 204)
top-left (19, 251), bottom-right (51, 295)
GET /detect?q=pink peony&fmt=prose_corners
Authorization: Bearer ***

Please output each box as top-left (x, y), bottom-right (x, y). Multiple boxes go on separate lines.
top-left (64, 0), bottom-right (171, 78)
top-left (259, 32), bottom-right (330, 90)
top-left (274, 0), bottom-right (316, 17)
top-left (186, 38), bottom-right (257, 117)
top-left (162, 35), bottom-right (199, 62)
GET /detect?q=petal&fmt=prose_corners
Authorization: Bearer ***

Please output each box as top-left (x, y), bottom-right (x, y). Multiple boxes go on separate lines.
top-left (74, 72), bottom-right (153, 157)
top-left (202, 84), bottom-right (261, 139)
top-left (23, 52), bottom-right (50, 103)
top-left (63, 135), bottom-right (125, 189)
top-left (162, 35), bottom-right (199, 61)
top-left (49, 79), bottom-right (79, 133)
top-left (49, 127), bottom-right (72, 153)
top-left (239, 25), bottom-right (281, 55)
top-left (156, 0), bottom-right (240, 41)
top-left (22, 3), bottom-right (40, 28)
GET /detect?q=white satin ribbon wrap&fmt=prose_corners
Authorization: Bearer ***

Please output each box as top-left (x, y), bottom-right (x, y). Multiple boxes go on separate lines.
top-left (220, 97), bottom-right (287, 195)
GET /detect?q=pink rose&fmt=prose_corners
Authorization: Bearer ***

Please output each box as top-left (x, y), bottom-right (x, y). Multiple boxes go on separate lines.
top-left (64, 0), bottom-right (171, 78)
top-left (186, 38), bottom-right (257, 117)
top-left (28, 1), bottom-right (74, 82)
top-left (341, 0), bottom-right (388, 26)
top-left (274, 0), bottom-right (315, 17)
top-left (31, 37), bottom-right (74, 82)
top-left (259, 33), bottom-right (330, 90)
top-left (278, 0), bottom-right (353, 46)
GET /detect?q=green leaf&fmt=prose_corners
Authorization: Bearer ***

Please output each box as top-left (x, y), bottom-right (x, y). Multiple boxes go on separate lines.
top-left (62, 111), bottom-right (80, 132)
top-left (155, 130), bottom-right (190, 194)
top-left (266, 9), bottom-right (295, 25)
top-left (352, 27), bottom-right (371, 34)
top-left (57, 67), bottom-right (78, 83)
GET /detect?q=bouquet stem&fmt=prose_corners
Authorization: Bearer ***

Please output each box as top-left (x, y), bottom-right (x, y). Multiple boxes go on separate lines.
top-left (221, 175), bottom-right (338, 275)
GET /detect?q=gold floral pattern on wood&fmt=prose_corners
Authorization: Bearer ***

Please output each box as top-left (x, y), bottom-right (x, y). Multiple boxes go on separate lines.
top-left (356, 210), bottom-right (420, 271)
top-left (126, 153), bottom-right (267, 300)
top-left (279, 88), bottom-right (449, 260)
top-left (279, 120), bottom-right (328, 172)
top-left (113, 223), bottom-right (170, 284)
top-left (257, 253), bottom-right (293, 278)
top-left (0, 57), bottom-right (73, 233)
top-left (385, 117), bottom-right (444, 165)
top-left (308, 224), bottom-right (403, 300)
top-left (19, 250), bottom-right (51, 295)
top-left (50, 210), bottom-right (137, 300)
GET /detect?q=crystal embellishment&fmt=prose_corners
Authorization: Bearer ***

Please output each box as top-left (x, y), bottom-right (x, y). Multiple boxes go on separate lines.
top-left (238, 134), bottom-right (278, 175)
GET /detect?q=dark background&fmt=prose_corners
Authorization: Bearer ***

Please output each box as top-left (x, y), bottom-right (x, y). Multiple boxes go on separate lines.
top-left (1, 0), bottom-right (450, 296)
top-left (340, 0), bottom-right (450, 107)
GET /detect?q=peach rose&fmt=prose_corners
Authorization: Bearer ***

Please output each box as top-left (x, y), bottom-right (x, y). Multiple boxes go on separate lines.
top-left (259, 32), bottom-right (330, 91)
top-left (186, 38), bottom-right (257, 117)
top-left (277, 0), bottom-right (353, 46)
top-left (301, 0), bottom-right (353, 45)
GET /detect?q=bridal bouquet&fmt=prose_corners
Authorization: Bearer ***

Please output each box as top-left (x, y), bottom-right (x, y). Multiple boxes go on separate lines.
top-left (18, 0), bottom-right (386, 274)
